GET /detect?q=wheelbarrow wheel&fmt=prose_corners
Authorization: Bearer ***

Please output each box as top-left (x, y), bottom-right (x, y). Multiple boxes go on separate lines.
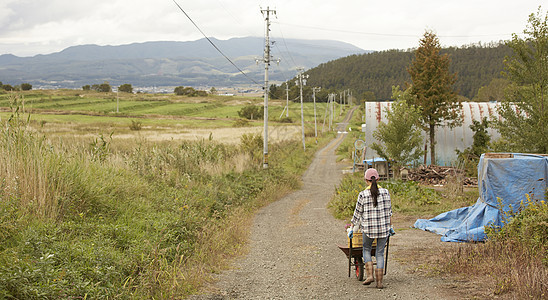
top-left (354, 257), bottom-right (364, 281)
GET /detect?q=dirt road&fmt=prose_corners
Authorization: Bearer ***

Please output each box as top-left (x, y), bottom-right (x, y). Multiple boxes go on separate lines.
top-left (190, 108), bottom-right (469, 299)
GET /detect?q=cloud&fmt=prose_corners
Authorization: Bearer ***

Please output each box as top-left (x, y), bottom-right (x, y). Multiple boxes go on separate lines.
top-left (0, 0), bottom-right (544, 56)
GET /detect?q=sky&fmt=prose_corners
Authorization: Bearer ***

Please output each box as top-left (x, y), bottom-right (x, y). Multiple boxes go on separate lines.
top-left (0, 0), bottom-right (544, 57)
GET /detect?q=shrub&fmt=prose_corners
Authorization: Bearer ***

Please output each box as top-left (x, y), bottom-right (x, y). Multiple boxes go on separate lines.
top-left (238, 105), bottom-right (263, 120)
top-left (2, 84), bottom-right (14, 91)
top-left (20, 83), bottom-right (32, 91)
top-left (240, 133), bottom-right (263, 164)
top-left (129, 119), bottom-right (142, 131)
top-left (328, 174), bottom-right (443, 219)
top-left (487, 195), bottom-right (548, 260)
top-left (174, 86), bottom-right (206, 97)
top-left (442, 195), bottom-right (547, 298)
top-left (278, 117), bottom-right (293, 123)
top-left (118, 83), bottom-right (133, 93)
top-left (91, 83), bottom-right (112, 93)
top-left (232, 118), bottom-right (249, 127)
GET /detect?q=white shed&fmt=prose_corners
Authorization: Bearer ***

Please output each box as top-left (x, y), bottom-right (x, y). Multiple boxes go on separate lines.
top-left (363, 101), bottom-right (502, 166)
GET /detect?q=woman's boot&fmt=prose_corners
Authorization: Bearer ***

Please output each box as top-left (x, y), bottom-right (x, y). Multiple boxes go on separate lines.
top-left (375, 268), bottom-right (384, 289)
top-left (362, 262), bottom-right (374, 285)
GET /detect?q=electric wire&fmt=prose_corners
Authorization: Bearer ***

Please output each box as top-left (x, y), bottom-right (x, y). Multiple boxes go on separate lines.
top-left (275, 21), bottom-right (513, 39)
top-left (272, 19), bottom-right (299, 69)
top-left (171, 0), bottom-right (261, 86)
top-left (271, 42), bottom-right (293, 80)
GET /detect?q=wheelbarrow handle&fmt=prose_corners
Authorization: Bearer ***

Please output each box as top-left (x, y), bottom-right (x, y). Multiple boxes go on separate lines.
top-left (384, 236), bottom-right (390, 275)
top-left (348, 238), bottom-right (352, 277)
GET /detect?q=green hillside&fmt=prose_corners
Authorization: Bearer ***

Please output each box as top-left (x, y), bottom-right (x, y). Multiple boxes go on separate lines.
top-left (303, 43), bottom-right (513, 100)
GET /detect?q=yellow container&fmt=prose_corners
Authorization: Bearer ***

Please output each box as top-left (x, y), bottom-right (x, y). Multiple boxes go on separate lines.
top-left (347, 231), bottom-right (363, 247)
top-left (346, 231), bottom-right (376, 247)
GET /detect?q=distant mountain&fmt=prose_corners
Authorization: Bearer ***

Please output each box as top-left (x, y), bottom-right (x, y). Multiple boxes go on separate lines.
top-left (0, 37), bottom-right (368, 89)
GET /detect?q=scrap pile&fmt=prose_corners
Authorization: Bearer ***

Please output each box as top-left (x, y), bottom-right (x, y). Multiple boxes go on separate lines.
top-left (406, 165), bottom-right (478, 186)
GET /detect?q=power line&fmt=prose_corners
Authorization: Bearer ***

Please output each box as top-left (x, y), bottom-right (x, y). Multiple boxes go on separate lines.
top-left (272, 19), bottom-right (299, 69)
top-left (275, 21), bottom-right (513, 38)
top-left (171, 0), bottom-right (260, 86)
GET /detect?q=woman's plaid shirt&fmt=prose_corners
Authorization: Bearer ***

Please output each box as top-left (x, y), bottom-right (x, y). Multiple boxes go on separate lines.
top-left (351, 188), bottom-right (392, 239)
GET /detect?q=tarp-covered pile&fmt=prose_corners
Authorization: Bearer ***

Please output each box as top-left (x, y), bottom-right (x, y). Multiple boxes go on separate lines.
top-left (414, 153), bottom-right (548, 242)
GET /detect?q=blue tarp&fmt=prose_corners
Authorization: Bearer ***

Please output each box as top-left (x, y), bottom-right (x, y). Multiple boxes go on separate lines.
top-left (414, 153), bottom-right (548, 242)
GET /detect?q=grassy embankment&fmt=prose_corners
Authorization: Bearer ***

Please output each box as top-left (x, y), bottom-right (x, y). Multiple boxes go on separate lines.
top-left (0, 90), bottom-right (344, 298)
top-left (329, 122), bottom-right (547, 299)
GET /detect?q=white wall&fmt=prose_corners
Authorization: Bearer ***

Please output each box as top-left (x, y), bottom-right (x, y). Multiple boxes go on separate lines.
top-left (363, 101), bottom-right (502, 166)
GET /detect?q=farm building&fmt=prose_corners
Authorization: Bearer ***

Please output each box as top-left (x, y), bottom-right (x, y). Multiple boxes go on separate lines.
top-left (363, 101), bottom-right (502, 166)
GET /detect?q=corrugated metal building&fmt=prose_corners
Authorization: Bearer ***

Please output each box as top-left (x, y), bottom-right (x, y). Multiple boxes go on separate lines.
top-left (363, 101), bottom-right (502, 166)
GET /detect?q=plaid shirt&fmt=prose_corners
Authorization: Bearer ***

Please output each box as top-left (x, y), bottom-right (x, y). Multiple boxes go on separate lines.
top-left (351, 187), bottom-right (392, 239)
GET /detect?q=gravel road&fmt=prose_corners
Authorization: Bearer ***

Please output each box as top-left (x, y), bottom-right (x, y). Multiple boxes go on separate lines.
top-left (189, 108), bottom-right (470, 300)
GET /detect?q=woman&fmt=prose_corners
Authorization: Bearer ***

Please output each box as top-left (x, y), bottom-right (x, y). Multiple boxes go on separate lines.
top-left (350, 168), bottom-right (392, 289)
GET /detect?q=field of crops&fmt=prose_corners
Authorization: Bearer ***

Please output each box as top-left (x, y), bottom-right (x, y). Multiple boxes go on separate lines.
top-left (0, 90), bottom-right (340, 144)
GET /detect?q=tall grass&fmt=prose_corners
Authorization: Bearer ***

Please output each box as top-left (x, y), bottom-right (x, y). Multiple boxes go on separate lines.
top-left (441, 196), bottom-right (547, 299)
top-left (0, 99), bottom-right (323, 298)
top-left (327, 172), bottom-right (474, 220)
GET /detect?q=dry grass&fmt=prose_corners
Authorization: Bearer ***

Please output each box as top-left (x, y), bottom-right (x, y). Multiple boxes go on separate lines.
top-left (164, 178), bottom-right (295, 296)
top-left (441, 241), bottom-right (547, 299)
top-left (1, 122), bottom-right (63, 220)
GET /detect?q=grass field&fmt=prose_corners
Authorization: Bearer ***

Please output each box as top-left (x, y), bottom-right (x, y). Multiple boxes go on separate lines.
top-left (0, 89), bottom-right (347, 298)
top-left (0, 90), bottom-right (340, 144)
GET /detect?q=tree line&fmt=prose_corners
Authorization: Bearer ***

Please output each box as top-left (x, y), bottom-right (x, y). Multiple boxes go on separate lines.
top-left (297, 42), bottom-right (513, 101)
top-left (0, 82), bottom-right (32, 91)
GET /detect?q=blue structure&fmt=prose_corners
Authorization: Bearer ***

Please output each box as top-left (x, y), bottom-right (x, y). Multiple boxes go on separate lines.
top-left (414, 153), bottom-right (548, 242)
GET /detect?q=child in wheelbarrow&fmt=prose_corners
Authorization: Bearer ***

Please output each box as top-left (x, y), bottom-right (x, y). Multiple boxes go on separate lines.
top-left (349, 168), bottom-right (393, 289)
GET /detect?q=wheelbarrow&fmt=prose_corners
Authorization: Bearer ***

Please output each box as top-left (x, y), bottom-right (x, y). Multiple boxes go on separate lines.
top-left (337, 235), bottom-right (390, 281)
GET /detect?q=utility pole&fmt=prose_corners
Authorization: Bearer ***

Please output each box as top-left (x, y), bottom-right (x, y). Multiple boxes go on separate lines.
top-left (327, 93), bottom-right (334, 131)
top-left (285, 83), bottom-right (289, 117)
top-left (312, 87), bottom-right (321, 137)
top-left (296, 68), bottom-right (308, 151)
top-left (340, 92), bottom-right (343, 116)
top-left (259, 7), bottom-right (276, 169)
top-left (116, 90), bottom-right (119, 113)
top-left (331, 93), bottom-right (335, 130)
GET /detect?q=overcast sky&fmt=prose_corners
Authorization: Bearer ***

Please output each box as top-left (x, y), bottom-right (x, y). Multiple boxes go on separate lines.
top-left (0, 0), bottom-right (544, 57)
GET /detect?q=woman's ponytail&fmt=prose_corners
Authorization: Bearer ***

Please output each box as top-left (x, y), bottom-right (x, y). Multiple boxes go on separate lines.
top-left (370, 176), bottom-right (379, 207)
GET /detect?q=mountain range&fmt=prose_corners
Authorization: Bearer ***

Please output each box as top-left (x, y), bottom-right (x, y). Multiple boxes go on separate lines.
top-left (0, 37), bottom-right (367, 89)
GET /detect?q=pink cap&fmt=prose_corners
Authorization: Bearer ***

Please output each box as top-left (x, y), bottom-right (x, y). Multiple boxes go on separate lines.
top-left (364, 168), bottom-right (379, 180)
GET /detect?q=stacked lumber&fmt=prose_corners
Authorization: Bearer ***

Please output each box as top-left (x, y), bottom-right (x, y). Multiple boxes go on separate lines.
top-left (407, 165), bottom-right (477, 186)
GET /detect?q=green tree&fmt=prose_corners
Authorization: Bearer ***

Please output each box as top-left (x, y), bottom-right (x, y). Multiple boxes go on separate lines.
top-left (92, 82), bottom-right (111, 92)
top-left (174, 86), bottom-right (185, 95)
top-left (494, 7), bottom-right (548, 153)
top-left (457, 118), bottom-right (491, 176)
top-left (82, 85), bottom-right (91, 91)
top-left (474, 78), bottom-right (510, 102)
top-left (269, 84), bottom-right (281, 99)
top-left (238, 105), bottom-right (264, 120)
top-left (407, 30), bottom-right (461, 165)
top-left (174, 86), bottom-right (204, 96)
top-left (370, 86), bottom-right (424, 177)
top-left (2, 84), bottom-right (14, 91)
top-left (118, 84), bottom-right (133, 93)
top-left (20, 83), bottom-right (32, 91)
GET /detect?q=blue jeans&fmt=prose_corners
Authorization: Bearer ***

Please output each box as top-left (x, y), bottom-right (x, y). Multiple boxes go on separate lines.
top-left (363, 235), bottom-right (388, 269)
